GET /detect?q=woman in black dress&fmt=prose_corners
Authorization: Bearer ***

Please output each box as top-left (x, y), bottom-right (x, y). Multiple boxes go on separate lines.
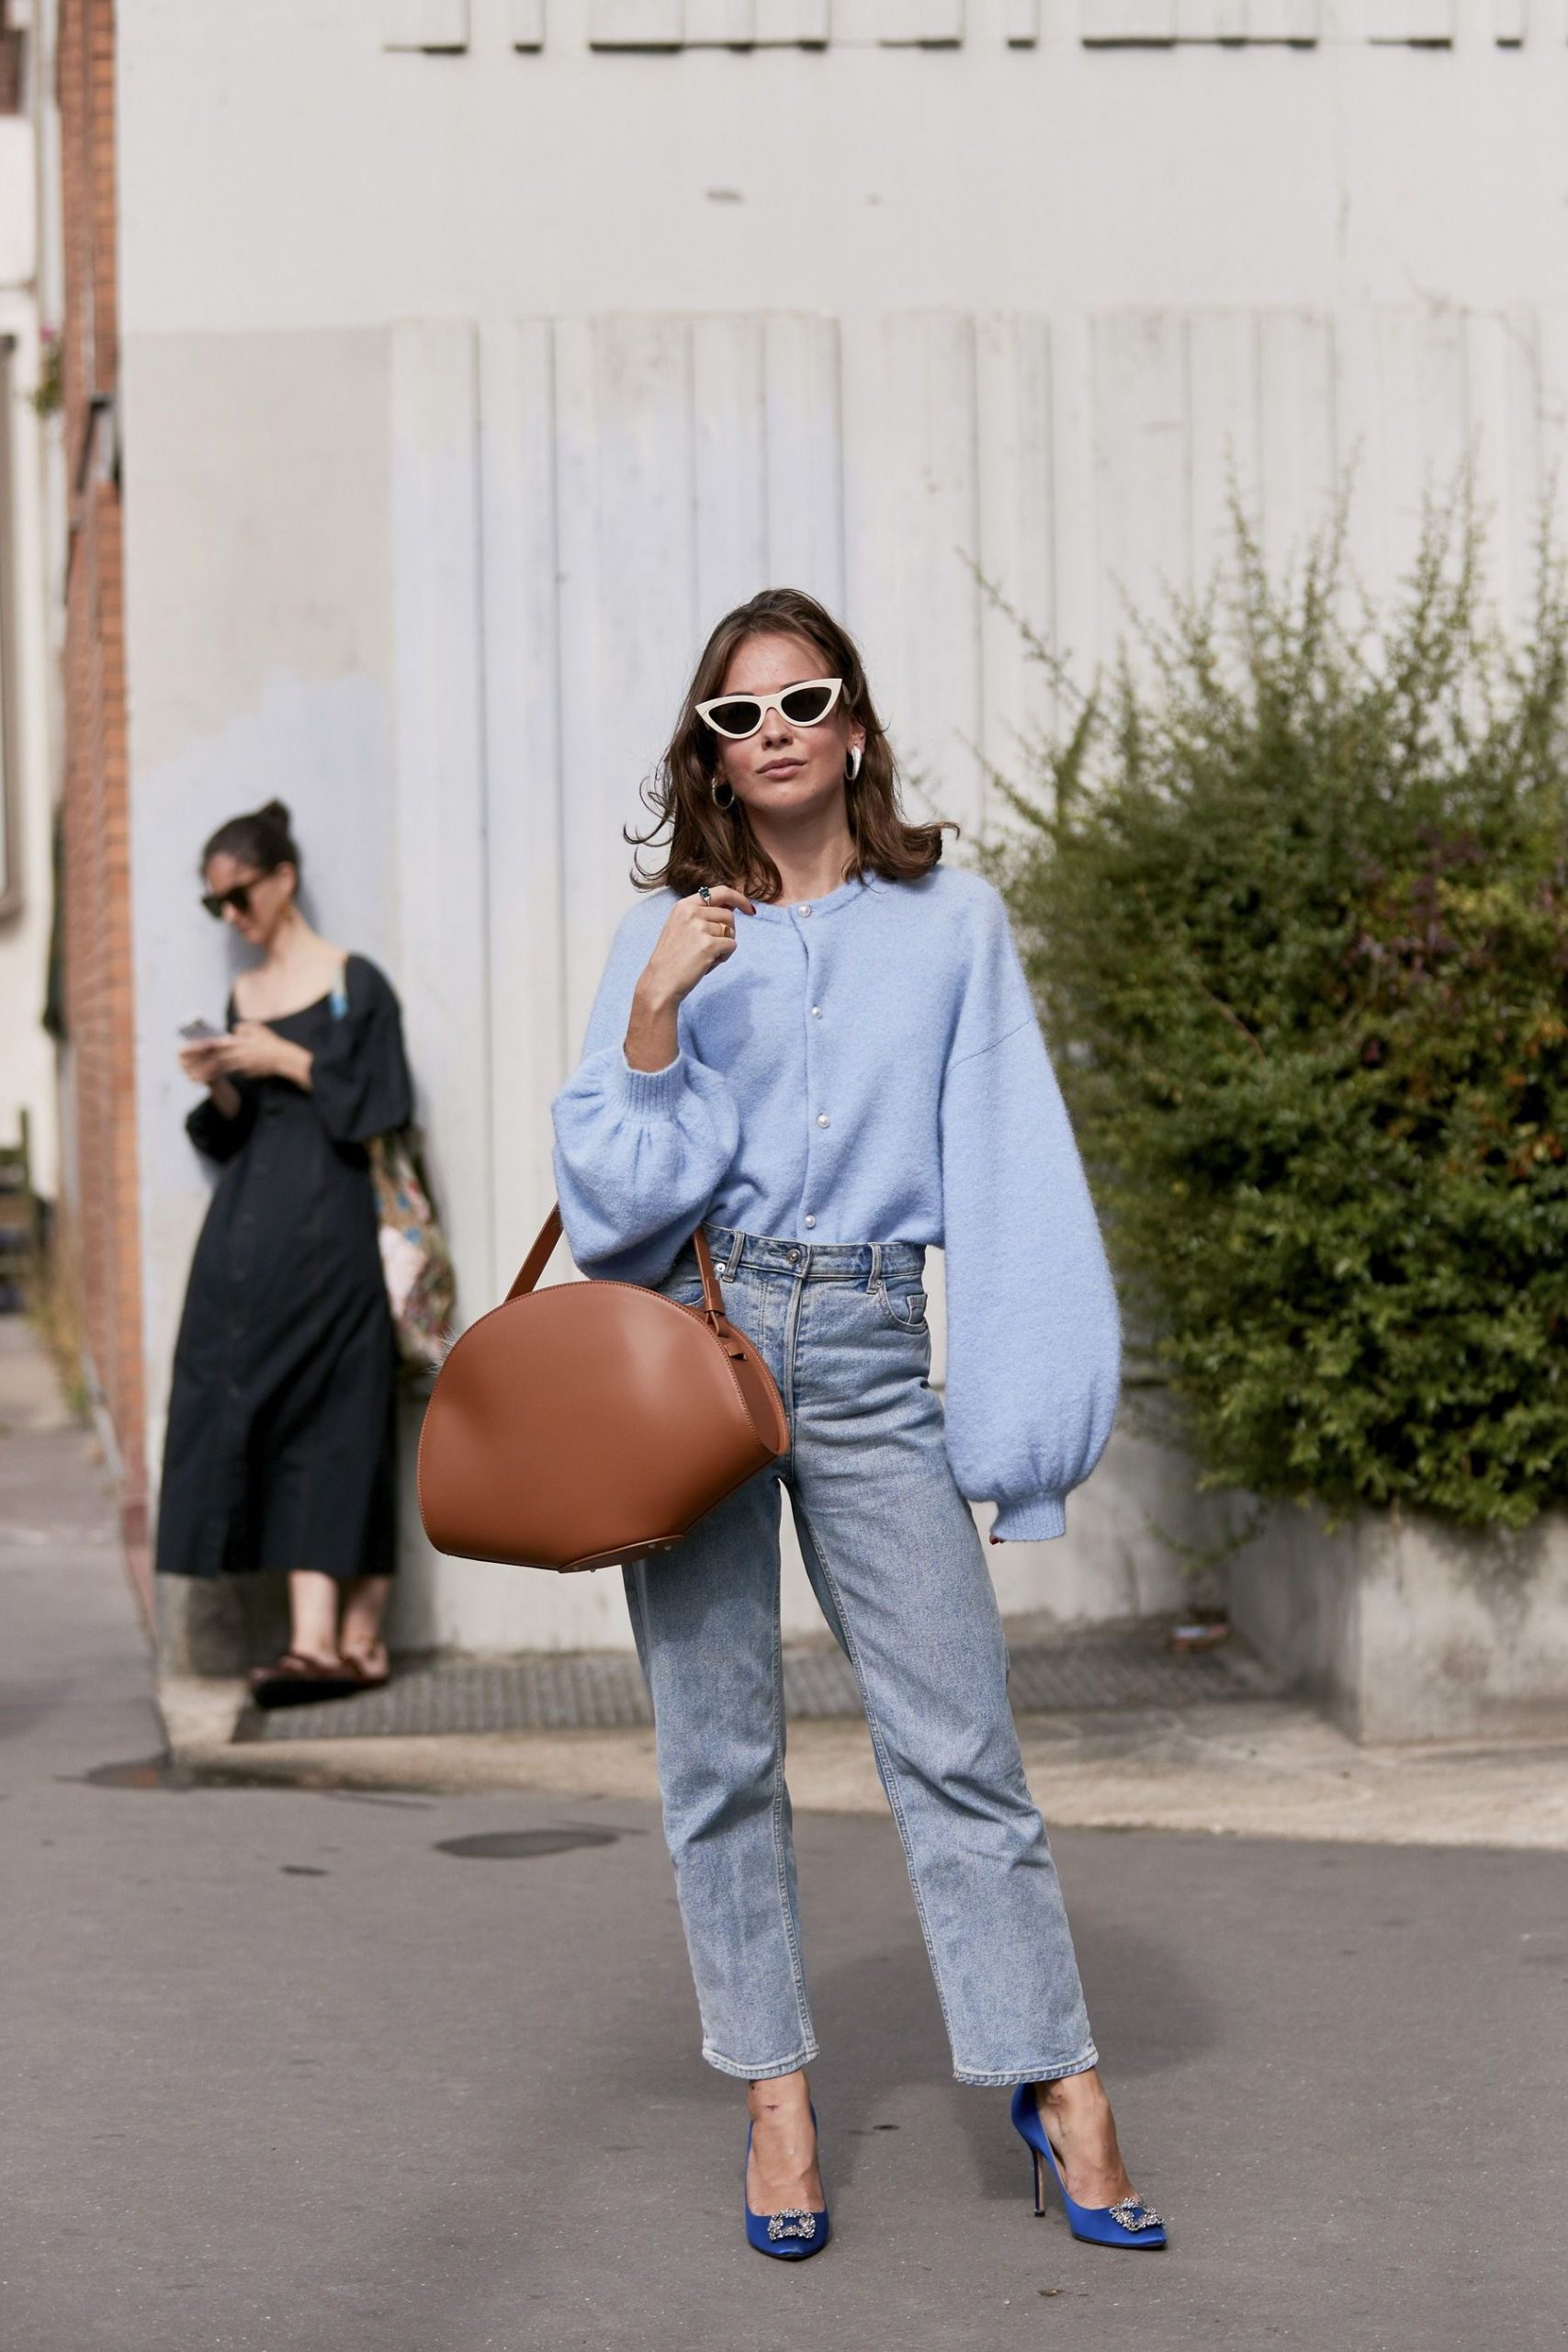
top-left (155, 800), bottom-right (413, 1707)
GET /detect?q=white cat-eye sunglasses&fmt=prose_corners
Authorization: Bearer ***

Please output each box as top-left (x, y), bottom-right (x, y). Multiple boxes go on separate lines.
top-left (695, 676), bottom-right (845, 741)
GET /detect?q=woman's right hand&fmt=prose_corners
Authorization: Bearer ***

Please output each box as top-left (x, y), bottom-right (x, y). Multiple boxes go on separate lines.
top-left (642, 888), bottom-right (756, 1007)
top-left (626, 888), bottom-right (755, 1071)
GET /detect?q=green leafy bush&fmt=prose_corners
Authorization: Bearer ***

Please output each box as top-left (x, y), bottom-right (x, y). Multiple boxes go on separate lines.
top-left (984, 507), bottom-right (1568, 1531)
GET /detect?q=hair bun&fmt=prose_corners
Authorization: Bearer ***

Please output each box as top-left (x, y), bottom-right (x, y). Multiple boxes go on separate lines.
top-left (201, 797), bottom-right (302, 881)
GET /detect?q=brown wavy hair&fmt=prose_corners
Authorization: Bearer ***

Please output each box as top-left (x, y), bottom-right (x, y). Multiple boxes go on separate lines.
top-left (627, 587), bottom-right (954, 899)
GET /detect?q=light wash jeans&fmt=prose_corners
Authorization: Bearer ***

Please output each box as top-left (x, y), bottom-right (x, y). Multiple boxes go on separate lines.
top-left (624, 1226), bottom-right (1099, 2088)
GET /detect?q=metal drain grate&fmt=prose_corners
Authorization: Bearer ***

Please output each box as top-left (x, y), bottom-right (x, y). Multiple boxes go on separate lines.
top-left (251, 1633), bottom-right (1280, 1743)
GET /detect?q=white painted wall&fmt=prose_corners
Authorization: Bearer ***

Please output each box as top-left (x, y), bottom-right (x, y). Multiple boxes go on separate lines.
top-left (0, 120), bottom-right (35, 289)
top-left (118, 2), bottom-right (1568, 1650)
top-left (123, 327), bottom-right (397, 1464)
top-left (118, 4), bottom-right (1568, 330)
top-left (0, 81), bottom-right (62, 1204)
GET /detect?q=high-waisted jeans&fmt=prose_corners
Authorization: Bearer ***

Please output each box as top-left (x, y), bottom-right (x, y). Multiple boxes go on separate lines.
top-left (624, 1226), bottom-right (1098, 2088)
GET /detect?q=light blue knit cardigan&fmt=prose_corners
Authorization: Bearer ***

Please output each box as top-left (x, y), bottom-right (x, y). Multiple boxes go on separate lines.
top-left (550, 865), bottom-right (1121, 1540)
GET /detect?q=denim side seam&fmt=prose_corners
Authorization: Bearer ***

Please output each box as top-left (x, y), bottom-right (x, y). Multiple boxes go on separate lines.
top-left (777, 1266), bottom-right (802, 1497)
top-left (767, 1527), bottom-right (816, 2061)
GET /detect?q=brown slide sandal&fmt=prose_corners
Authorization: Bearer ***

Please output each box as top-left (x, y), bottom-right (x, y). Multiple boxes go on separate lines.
top-left (248, 1653), bottom-right (368, 1711)
top-left (337, 1656), bottom-right (390, 1694)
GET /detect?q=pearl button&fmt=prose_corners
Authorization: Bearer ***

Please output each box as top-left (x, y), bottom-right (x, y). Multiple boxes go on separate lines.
top-left (798, 903), bottom-right (813, 917)
top-left (805, 1215), bottom-right (817, 1229)
top-left (811, 1005), bottom-right (822, 1018)
top-left (817, 1113), bottom-right (829, 1127)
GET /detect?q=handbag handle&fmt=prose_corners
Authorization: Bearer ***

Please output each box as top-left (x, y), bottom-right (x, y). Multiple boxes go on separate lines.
top-left (505, 1205), bottom-right (728, 1325)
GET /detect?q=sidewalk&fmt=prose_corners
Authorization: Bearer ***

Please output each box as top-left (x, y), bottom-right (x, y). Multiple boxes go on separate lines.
top-left (159, 1605), bottom-right (1568, 1855)
top-left (163, 1679), bottom-right (1568, 1847)
top-left (4, 1317), bottom-right (1567, 2351)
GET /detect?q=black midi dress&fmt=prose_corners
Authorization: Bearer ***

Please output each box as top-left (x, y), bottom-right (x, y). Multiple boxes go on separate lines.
top-left (155, 955), bottom-right (413, 1583)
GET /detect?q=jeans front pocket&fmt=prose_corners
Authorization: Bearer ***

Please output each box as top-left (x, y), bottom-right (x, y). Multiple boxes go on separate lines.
top-left (874, 1280), bottom-right (929, 1333)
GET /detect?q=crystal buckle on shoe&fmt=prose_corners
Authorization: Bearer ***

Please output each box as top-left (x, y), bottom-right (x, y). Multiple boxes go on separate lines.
top-left (1108, 2198), bottom-right (1162, 2232)
top-left (766, 2209), bottom-right (817, 2242)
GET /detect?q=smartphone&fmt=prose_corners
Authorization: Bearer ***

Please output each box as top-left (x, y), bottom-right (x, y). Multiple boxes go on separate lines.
top-left (179, 1016), bottom-right (221, 1043)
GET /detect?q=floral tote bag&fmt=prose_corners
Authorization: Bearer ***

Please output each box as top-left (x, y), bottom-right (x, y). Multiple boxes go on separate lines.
top-left (327, 964), bottom-right (456, 1376)
top-left (369, 1129), bottom-right (457, 1376)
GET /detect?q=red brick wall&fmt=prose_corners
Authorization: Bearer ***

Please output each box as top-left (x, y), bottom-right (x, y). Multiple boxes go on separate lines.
top-left (57, 0), bottom-right (148, 1610)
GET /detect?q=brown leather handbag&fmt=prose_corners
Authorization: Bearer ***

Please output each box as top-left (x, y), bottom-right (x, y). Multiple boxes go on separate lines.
top-left (416, 1205), bottom-right (788, 1572)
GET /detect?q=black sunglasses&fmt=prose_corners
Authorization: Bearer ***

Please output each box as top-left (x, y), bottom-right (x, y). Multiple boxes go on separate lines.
top-left (201, 871), bottom-right (273, 921)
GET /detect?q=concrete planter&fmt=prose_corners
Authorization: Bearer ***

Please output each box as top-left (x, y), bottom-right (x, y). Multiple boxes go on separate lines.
top-left (1224, 1504), bottom-right (1568, 1744)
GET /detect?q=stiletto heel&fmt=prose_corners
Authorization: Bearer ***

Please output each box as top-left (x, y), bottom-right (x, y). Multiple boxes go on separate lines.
top-left (1010, 2084), bottom-right (1167, 2251)
top-left (743, 2100), bottom-right (831, 2261)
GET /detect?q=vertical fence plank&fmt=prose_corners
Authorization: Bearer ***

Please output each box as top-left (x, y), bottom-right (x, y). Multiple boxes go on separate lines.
top-left (1334, 309), bottom-right (1470, 611)
top-left (1532, 309), bottom-right (1568, 577)
top-left (390, 322), bottom-right (492, 1303)
top-left (762, 315), bottom-right (846, 610)
top-left (1046, 309), bottom-right (1100, 691)
top-left (1496, 311), bottom-right (1543, 630)
top-left (1330, 309), bottom-right (1389, 599)
top-left (975, 314), bottom-right (1055, 823)
top-left (509, 0), bottom-right (547, 44)
top-left (1464, 311), bottom-right (1518, 623)
top-left (1255, 311), bottom-right (1338, 580)
top-left (1006, 0), bottom-right (1041, 34)
top-left (551, 320), bottom-right (611, 1057)
top-left (692, 317), bottom-right (769, 626)
top-left (1091, 311), bottom-right (1191, 650)
top-left (382, 0), bottom-right (469, 48)
top-left (479, 322), bottom-right (568, 1265)
top-left (1474, 308), bottom-right (1568, 637)
top-left (1186, 311), bottom-right (1261, 577)
top-left (562, 318), bottom-right (698, 1047)
top-left (842, 313), bottom-right (983, 831)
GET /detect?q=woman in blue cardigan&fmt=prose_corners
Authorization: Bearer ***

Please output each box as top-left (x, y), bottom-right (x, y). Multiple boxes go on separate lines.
top-left (552, 589), bottom-right (1164, 2262)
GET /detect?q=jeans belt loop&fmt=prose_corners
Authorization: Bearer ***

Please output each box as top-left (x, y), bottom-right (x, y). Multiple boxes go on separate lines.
top-left (867, 1239), bottom-right (882, 1297)
top-left (721, 1228), bottom-right (745, 1282)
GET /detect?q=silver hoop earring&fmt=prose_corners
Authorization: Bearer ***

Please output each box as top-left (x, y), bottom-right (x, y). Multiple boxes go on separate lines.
top-left (846, 746), bottom-right (863, 784)
top-left (711, 775), bottom-right (737, 811)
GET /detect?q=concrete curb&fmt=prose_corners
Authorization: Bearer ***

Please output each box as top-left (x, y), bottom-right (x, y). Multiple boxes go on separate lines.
top-left (158, 1676), bottom-right (1568, 1848)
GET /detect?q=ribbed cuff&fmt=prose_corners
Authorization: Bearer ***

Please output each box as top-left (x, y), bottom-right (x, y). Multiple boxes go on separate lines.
top-left (615, 1050), bottom-right (686, 1115)
top-left (989, 1494), bottom-right (1067, 1543)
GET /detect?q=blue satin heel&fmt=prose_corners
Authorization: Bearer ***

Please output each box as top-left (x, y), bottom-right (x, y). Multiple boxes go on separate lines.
top-left (743, 2101), bottom-right (830, 2260)
top-left (1010, 2084), bottom-right (1166, 2250)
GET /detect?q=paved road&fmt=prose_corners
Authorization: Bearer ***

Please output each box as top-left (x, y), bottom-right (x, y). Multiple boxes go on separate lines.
top-left (3, 1329), bottom-right (1565, 2352)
